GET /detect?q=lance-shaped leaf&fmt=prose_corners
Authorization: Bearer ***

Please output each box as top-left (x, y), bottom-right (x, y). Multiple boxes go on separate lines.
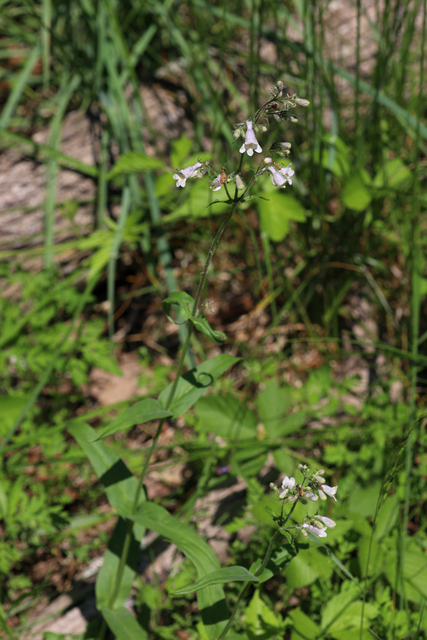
top-left (131, 503), bottom-right (229, 640)
top-left (93, 399), bottom-right (172, 440)
top-left (69, 422), bottom-right (144, 519)
top-left (172, 566), bottom-right (259, 596)
top-left (158, 354), bottom-right (240, 417)
top-left (101, 606), bottom-right (148, 640)
top-left (107, 151), bottom-right (163, 179)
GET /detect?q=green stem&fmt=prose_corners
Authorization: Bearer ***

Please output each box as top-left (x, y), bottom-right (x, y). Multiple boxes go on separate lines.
top-left (191, 202), bottom-right (238, 317)
top-left (101, 201), bottom-right (239, 631)
top-left (219, 500), bottom-right (299, 640)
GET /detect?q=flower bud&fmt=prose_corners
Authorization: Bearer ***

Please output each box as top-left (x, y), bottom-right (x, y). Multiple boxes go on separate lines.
top-left (275, 80), bottom-right (285, 93)
top-left (233, 129), bottom-right (241, 139)
top-left (295, 97), bottom-right (310, 107)
top-left (289, 114), bottom-right (298, 123)
top-left (235, 175), bottom-right (245, 190)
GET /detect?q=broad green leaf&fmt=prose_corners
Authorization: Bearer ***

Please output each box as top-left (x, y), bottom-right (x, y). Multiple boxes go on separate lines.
top-left (329, 629), bottom-right (376, 640)
top-left (107, 151), bottom-right (164, 179)
top-left (325, 601), bottom-right (378, 637)
top-left (195, 394), bottom-right (257, 439)
top-left (348, 482), bottom-right (381, 518)
top-left (170, 134), bottom-right (194, 169)
top-left (358, 537), bottom-right (384, 579)
top-left (256, 380), bottom-right (289, 436)
top-left (251, 494), bottom-right (281, 526)
top-left (96, 518), bottom-right (142, 609)
top-left (250, 544), bottom-right (296, 584)
top-left (0, 394), bottom-right (29, 437)
top-left (258, 192), bottom-right (306, 242)
top-left (68, 422), bottom-right (144, 519)
top-left (272, 449), bottom-right (293, 476)
top-left (246, 589), bottom-right (284, 636)
top-left (172, 566), bottom-right (259, 596)
top-left (131, 503), bottom-right (229, 640)
top-left (256, 380), bottom-right (305, 437)
top-left (398, 548), bottom-right (427, 600)
top-left (101, 606), bottom-right (148, 640)
top-left (321, 584), bottom-right (360, 629)
top-left (231, 444), bottom-right (268, 479)
top-left (374, 493), bottom-right (399, 539)
top-left (342, 171), bottom-right (372, 211)
top-left (93, 399), bottom-right (172, 440)
top-left (372, 158), bottom-right (411, 190)
top-left (158, 355), bottom-right (241, 418)
top-left (286, 547), bottom-right (333, 589)
top-left (288, 608), bottom-right (321, 639)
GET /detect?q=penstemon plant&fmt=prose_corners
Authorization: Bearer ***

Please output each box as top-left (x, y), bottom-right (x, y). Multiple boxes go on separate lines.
top-left (69, 81), bottom-right (339, 640)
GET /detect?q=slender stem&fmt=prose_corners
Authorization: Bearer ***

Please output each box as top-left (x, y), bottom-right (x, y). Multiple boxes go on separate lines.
top-left (191, 202), bottom-right (238, 317)
top-left (219, 500), bottom-right (299, 640)
top-left (101, 203), bottom-right (239, 634)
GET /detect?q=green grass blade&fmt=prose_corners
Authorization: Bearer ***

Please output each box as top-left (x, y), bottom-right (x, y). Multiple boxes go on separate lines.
top-left (108, 186), bottom-right (131, 343)
top-left (0, 42), bottom-right (40, 129)
top-left (44, 73), bottom-right (81, 267)
top-left (41, 0), bottom-right (51, 88)
top-left (0, 128), bottom-right (99, 177)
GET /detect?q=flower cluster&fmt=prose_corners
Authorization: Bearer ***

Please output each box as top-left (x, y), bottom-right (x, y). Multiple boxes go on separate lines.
top-left (298, 515), bottom-right (336, 539)
top-left (275, 469), bottom-right (337, 505)
top-left (172, 80), bottom-right (309, 195)
top-left (263, 158), bottom-right (294, 188)
top-left (270, 465), bottom-right (338, 539)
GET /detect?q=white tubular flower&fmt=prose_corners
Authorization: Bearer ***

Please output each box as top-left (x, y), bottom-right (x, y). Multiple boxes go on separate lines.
top-left (279, 475), bottom-right (296, 499)
top-left (302, 523), bottom-right (327, 538)
top-left (320, 484), bottom-right (338, 501)
top-left (315, 516), bottom-right (336, 528)
top-left (268, 164), bottom-right (295, 188)
top-left (209, 174), bottom-right (222, 191)
top-left (304, 492), bottom-right (319, 502)
top-left (239, 120), bottom-right (262, 156)
top-left (282, 476), bottom-right (296, 490)
top-left (173, 162), bottom-right (203, 188)
top-left (313, 472), bottom-right (326, 484)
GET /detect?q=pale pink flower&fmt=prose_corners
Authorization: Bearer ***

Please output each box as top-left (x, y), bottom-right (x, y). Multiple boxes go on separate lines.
top-left (173, 162), bottom-right (203, 188)
top-left (239, 120), bottom-right (262, 156)
top-left (268, 164), bottom-right (295, 188)
top-left (315, 515), bottom-right (336, 528)
top-left (320, 484), bottom-right (338, 501)
top-left (302, 523), bottom-right (327, 538)
top-left (209, 174), bottom-right (222, 191)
